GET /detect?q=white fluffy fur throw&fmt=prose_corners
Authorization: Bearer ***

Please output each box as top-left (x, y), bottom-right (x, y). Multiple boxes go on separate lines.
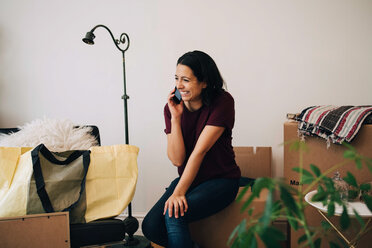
top-left (0, 118), bottom-right (98, 152)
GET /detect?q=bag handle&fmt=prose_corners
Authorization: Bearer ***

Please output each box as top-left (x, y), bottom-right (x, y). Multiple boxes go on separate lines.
top-left (31, 144), bottom-right (90, 213)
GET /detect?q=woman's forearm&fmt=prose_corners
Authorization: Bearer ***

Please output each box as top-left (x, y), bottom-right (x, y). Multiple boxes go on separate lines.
top-left (172, 125), bottom-right (225, 195)
top-left (167, 117), bottom-right (186, 166)
top-left (173, 150), bottom-right (205, 195)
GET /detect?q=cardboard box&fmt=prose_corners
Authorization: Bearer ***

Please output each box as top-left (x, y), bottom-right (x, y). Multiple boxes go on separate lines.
top-left (284, 121), bottom-right (372, 247)
top-left (189, 147), bottom-right (275, 248)
top-left (234, 147), bottom-right (272, 178)
top-left (190, 188), bottom-right (270, 248)
top-left (0, 212), bottom-right (70, 248)
top-left (284, 121), bottom-right (372, 191)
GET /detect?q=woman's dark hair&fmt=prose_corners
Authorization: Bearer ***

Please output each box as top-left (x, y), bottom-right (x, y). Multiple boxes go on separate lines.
top-left (177, 50), bottom-right (225, 106)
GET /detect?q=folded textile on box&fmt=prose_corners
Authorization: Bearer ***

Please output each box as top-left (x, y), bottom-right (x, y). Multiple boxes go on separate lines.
top-left (295, 105), bottom-right (372, 145)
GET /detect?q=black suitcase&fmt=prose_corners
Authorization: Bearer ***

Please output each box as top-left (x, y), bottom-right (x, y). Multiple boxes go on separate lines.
top-left (70, 219), bottom-right (125, 247)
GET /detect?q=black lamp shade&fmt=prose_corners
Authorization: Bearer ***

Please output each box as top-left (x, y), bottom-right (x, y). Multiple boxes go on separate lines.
top-left (82, 32), bottom-right (95, 45)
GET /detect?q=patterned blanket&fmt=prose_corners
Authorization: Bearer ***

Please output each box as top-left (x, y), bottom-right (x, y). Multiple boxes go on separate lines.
top-left (295, 105), bottom-right (372, 145)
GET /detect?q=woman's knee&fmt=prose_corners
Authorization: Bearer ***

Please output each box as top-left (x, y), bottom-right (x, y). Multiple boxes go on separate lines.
top-left (142, 213), bottom-right (169, 247)
top-left (142, 214), bottom-right (159, 242)
top-left (141, 215), bottom-right (151, 238)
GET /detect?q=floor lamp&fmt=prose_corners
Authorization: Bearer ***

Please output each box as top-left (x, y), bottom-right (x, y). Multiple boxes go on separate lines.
top-left (82, 25), bottom-right (147, 247)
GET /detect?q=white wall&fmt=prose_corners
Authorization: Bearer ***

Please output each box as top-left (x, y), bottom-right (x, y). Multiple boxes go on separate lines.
top-left (1, 0), bottom-right (371, 215)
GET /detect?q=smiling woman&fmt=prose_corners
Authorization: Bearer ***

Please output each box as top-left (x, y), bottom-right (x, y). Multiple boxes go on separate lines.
top-left (142, 51), bottom-right (241, 248)
top-left (174, 64), bottom-right (206, 112)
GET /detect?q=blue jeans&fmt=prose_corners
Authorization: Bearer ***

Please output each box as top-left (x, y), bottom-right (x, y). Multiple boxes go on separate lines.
top-left (142, 177), bottom-right (239, 248)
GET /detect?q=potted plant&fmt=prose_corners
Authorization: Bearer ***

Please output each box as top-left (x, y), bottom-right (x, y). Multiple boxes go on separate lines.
top-left (228, 141), bottom-right (372, 248)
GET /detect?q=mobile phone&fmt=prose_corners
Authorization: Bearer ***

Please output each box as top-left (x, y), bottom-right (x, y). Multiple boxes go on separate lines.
top-left (173, 87), bottom-right (182, 104)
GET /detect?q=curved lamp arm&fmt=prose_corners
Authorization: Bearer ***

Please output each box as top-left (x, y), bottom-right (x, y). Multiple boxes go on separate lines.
top-left (82, 25), bottom-right (140, 246)
top-left (83, 24), bottom-right (130, 52)
top-left (82, 24), bottom-right (131, 145)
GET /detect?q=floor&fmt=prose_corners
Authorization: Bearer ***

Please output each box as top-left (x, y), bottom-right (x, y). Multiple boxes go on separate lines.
top-left (150, 243), bottom-right (163, 248)
top-left (81, 236), bottom-right (152, 248)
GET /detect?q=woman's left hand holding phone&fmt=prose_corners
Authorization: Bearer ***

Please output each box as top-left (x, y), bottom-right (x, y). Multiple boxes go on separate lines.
top-left (167, 87), bottom-right (183, 119)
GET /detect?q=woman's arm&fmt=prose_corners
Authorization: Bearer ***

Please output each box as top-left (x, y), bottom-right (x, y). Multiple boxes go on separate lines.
top-left (167, 116), bottom-right (186, 166)
top-left (164, 125), bottom-right (225, 218)
top-left (166, 90), bottom-right (186, 166)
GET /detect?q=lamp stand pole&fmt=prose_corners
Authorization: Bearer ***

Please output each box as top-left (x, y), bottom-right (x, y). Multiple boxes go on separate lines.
top-left (83, 25), bottom-right (144, 247)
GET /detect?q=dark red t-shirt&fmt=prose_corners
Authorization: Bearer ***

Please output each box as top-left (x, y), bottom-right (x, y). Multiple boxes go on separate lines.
top-left (164, 91), bottom-right (241, 186)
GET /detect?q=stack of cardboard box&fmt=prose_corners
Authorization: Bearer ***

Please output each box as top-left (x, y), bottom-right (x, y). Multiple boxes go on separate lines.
top-left (284, 121), bottom-right (372, 247)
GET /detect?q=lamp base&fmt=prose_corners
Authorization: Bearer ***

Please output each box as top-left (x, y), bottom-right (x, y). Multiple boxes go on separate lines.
top-left (122, 235), bottom-right (151, 248)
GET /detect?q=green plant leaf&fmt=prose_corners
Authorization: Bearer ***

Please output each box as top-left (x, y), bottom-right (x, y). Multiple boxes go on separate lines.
top-left (227, 219), bottom-right (241, 244)
top-left (260, 190), bottom-right (274, 227)
top-left (367, 164), bottom-right (372, 173)
top-left (323, 177), bottom-right (335, 191)
top-left (360, 183), bottom-right (371, 191)
top-left (258, 226), bottom-right (285, 248)
top-left (245, 178), bottom-right (274, 212)
top-left (314, 238), bottom-right (321, 248)
top-left (238, 230), bottom-right (254, 248)
top-left (248, 208), bottom-right (254, 216)
top-left (329, 241), bottom-right (341, 248)
top-left (280, 185), bottom-right (299, 217)
top-left (237, 219), bottom-right (247, 236)
top-left (297, 233), bottom-right (307, 244)
top-left (365, 158), bottom-right (372, 172)
top-left (228, 219), bottom-right (246, 245)
top-left (292, 167), bottom-right (313, 177)
top-left (327, 201), bottom-right (335, 217)
top-left (250, 235), bottom-right (258, 248)
top-left (249, 234), bottom-right (258, 248)
top-left (355, 157), bottom-right (362, 169)
top-left (292, 167), bottom-right (315, 184)
top-left (289, 140), bottom-right (300, 151)
top-left (321, 220), bottom-right (331, 230)
top-left (252, 178), bottom-right (273, 196)
top-left (310, 164), bottom-right (321, 177)
top-left (240, 231), bottom-right (257, 248)
top-left (237, 230), bottom-right (257, 248)
top-left (317, 184), bottom-right (325, 193)
top-left (348, 190), bottom-right (359, 201)
top-left (271, 201), bottom-right (283, 219)
top-left (343, 150), bottom-right (355, 159)
top-left (231, 238), bottom-right (239, 248)
top-left (302, 175), bottom-right (315, 184)
top-left (241, 193), bottom-right (256, 212)
top-left (286, 208), bottom-right (298, 231)
top-left (353, 209), bottom-right (365, 228)
top-left (340, 205), bottom-right (350, 230)
top-left (236, 185), bottom-right (250, 202)
top-left (289, 140), bottom-right (308, 152)
top-left (362, 194), bottom-right (372, 212)
top-left (343, 172), bottom-right (358, 188)
top-left (311, 191), bottom-right (328, 202)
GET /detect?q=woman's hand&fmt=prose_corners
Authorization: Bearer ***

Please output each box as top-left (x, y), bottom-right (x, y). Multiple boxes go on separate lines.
top-left (167, 88), bottom-right (184, 119)
top-left (163, 193), bottom-right (188, 218)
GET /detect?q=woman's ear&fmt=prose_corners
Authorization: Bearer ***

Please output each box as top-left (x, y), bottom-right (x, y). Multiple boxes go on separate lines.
top-left (202, 82), bottom-right (207, 89)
